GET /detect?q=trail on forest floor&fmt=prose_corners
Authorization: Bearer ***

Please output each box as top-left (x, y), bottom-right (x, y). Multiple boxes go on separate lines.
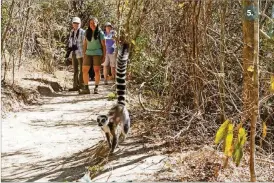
top-left (1, 79), bottom-right (167, 182)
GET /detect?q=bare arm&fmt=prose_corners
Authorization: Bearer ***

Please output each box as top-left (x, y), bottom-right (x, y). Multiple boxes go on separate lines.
top-left (83, 38), bottom-right (87, 59)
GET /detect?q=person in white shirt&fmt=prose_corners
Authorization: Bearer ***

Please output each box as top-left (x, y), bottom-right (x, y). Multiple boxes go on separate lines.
top-left (66, 17), bottom-right (85, 91)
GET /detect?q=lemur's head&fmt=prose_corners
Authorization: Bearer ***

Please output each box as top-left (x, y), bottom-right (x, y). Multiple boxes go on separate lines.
top-left (97, 115), bottom-right (109, 127)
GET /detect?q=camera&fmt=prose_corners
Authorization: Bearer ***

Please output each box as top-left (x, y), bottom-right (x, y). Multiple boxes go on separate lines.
top-left (65, 44), bottom-right (78, 59)
top-left (71, 44), bottom-right (78, 51)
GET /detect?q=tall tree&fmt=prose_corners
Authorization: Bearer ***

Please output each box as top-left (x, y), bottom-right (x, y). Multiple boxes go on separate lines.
top-left (219, 0), bottom-right (227, 123)
top-left (242, 0), bottom-right (259, 181)
top-left (18, 0), bottom-right (32, 68)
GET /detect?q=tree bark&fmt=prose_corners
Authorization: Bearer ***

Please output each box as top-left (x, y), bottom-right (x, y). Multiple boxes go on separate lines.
top-left (219, 0), bottom-right (227, 123)
top-left (191, 0), bottom-right (202, 110)
top-left (124, 0), bottom-right (138, 38)
top-left (12, 54), bottom-right (15, 86)
top-left (1, 0), bottom-right (15, 54)
top-left (242, 0), bottom-right (259, 181)
top-left (250, 0), bottom-right (259, 181)
top-left (18, 0), bottom-right (31, 68)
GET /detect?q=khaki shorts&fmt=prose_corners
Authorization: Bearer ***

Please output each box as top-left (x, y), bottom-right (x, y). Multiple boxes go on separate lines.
top-left (102, 53), bottom-right (116, 67)
top-left (83, 55), bottom-right (102, 66)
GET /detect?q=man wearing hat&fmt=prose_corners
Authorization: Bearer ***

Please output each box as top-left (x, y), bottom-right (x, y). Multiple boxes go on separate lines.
top-left (102, 22), bottom-right (117, 85)
top-left (66, 17), bottom-right (85, 91)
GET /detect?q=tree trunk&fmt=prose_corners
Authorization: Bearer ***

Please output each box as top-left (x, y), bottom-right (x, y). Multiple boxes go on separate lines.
top-left (12, 54), bottom-right (15, 86)
top-left (124, 0), bottom-right (137, 38)
top-left (2, 54), bottom-right (7, 83)
top-left (191, 0), bottom-right (202, 110)
top-left (219, 0), bottom-right (227, 123)
top-left (242, 0), bottom-right (259, 181)
top-left (18, 0), bottom-right (31, 68)
top-left (1, 0), bottom-right (15, 55)
top-left (250, 0), bottom-right (259, 181)
top-left (116, 0), bottom-right (121, 36)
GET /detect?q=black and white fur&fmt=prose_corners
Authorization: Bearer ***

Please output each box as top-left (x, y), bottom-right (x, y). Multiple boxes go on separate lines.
top-left (97, 43), bottom-right (130, 153)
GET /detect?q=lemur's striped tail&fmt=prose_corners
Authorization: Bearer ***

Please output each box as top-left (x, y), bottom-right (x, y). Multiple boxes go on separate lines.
top-left (116, 43), bottom-right (129, 106)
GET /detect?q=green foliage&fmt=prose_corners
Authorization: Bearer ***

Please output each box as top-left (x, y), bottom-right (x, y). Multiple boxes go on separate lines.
top-left (232, 127), bottom-right (247, 166)
top-left (1, 2), bottom-right (9, 33)
top-left (88, 165), bottom-right (103, 173)
top-left (130, 34), bottom-right (169, 96)
top-left (232, 143), bottom-right (243, 167)
top-left (107, 92), bottom-right (117, 101)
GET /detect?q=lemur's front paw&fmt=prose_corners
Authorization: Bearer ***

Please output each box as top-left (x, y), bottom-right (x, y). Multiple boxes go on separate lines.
top-left (110, 148), bottom-right (115, 154)
top-left (119, 135), bottom-right (125, 143)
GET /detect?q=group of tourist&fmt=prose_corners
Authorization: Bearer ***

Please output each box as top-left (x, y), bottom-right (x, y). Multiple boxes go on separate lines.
top-left (65, 16), bottom-right (117, 94)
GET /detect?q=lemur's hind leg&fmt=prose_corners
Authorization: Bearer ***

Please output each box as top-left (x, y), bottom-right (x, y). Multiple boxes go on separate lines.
top-left (124, 123), bottom-right (130, 134)
top-left (119, 123), bottom-right (130, 142)
top-left (119, 132), bottom-right (125, 143)
top-left (111, 134), bottom-right (118, 153)
top-left (109, 123), bottom-right (118, 153)
top-left (105, 133), bottom-right (112, 148)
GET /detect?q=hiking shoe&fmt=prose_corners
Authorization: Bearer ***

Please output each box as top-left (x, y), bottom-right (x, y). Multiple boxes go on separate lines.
top-left (68, 87), bottom-right (79, 91)
top-left (79, 88), bottom-right (90, 94)
top-left (104, 80), bottom-right (108, 85)
top-left (79, 85), bottom-right (90, 94)
top-left (94, 87), bottom-right (99, 94)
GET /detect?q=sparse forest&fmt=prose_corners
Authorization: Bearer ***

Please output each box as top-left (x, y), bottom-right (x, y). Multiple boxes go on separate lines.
top-left (1, 0), bottom-right (274, 182)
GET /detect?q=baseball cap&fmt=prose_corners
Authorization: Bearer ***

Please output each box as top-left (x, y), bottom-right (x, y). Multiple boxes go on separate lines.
top-left (105, 22), bottom-right (113, 27)
top-left (72, 17), bottom-right (81, 24)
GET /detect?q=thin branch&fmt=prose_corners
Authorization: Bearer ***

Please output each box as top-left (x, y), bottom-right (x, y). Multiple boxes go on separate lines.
top-left (1, 0), bottom-right (15, 54)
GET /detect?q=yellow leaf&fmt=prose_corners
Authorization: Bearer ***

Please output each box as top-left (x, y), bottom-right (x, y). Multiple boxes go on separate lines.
top-left (178, 3), bottom-right (184, 8)
top-left (238, 127), bottom-right (247, 147)
top-left (225, 124), bottom-right (234, 157)
top-left (215, 120), bottom-right (230, 144)
top-left (271, 75), bottom-right (274, 82)
top-left (125, 0), bottom-right (129, 6)
top-left (271, 75), bottom-right (274, 92)
top-left (247, 66), bottom-right (254, 72)
top-left (131, 39), bottom-right (136, 45)
top-left (262, 122), bottom-right (267, 138)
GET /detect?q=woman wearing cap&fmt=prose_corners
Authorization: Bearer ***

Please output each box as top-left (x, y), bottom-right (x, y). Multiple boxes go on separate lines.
top-left (79, 17), bottom-right (106, 94)
top-left (67, 17), bottom-right (85, 91)
top-left (102, 22), bottom-right (117, 85)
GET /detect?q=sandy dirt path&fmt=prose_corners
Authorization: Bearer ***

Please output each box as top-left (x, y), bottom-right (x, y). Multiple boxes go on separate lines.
top-left (1, 82), bottom-right (117, 182)
top-left (1, 81), bottom-right (166, 182)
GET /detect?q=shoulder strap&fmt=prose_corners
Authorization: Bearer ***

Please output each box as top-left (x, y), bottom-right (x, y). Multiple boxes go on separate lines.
top-left (99, 30), bottom-right (102, 49)
top-left (76, 29), bottom-right (80, 38)
top-left (71, 29), bottom-right (80, 39)
top-left (70, 30), bottom-right (74, 38)
top-left (98, 28), bottom-right (102, 42)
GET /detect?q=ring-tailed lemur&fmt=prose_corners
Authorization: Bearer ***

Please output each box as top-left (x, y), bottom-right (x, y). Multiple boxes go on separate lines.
top-left (97, 43), bottom-right (130, 153)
